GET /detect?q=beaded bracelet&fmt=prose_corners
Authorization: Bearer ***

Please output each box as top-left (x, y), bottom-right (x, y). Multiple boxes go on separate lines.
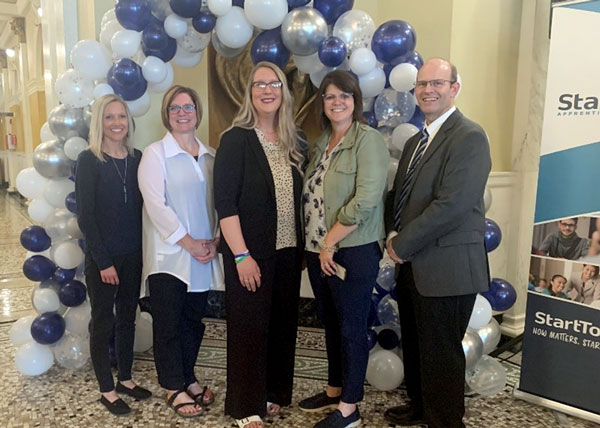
top-left (320, 244), bottom-right (338, 253)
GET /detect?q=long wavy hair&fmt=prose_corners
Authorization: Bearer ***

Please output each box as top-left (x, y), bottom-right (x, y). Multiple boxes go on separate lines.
top-left (88, 94), bottom-right (135, 162)
top-left (225, 61), bottom-right (304, 172)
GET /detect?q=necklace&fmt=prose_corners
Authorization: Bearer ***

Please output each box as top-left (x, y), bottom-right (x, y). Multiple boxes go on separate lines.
top-left (111, 156), bottom-right (128, 204)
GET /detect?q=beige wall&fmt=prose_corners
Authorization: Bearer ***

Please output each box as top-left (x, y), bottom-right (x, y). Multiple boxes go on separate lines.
top-left (28, 91), bottom-right (47, 149)
top-left (9, 105), bottom-right (25, 152)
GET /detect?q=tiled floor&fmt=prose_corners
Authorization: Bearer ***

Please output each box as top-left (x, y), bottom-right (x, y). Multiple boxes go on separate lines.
top-left (0, 189), bottom-right (598, 428)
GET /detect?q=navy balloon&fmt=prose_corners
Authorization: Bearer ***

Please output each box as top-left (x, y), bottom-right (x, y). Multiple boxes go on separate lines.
top-left (115, 0), bottom-right (152, 31)
top-left (52, 267), bottom-right (77, 284)
top-left (65, 192), bottom-right (77, 214)
top-left (367, 329), bottom-right (377, 350)
top-left (314, 0), bottom-right (354, 25)
top-left (371, 20), bottom-right (416, 64)
top-left (484, 218), bottom-right (502, 252)
top-left (318, 36), bottom-right (347, 67)
top-left (378, 328), bottom-right (400, 350)
top-left (107, 58), bottom-right (148, 101)
top-left (250, 29), bottom-right (290, 69)
top-left (232, 0), bottom-right (245, 6)
top-left (363, 111), bottom-right (378, 128)
top-left (30, 312), bottom-right (66, 345)
top-left (23, 255), bottom-right (56, 282)
top-left (169, 0), bottom-right (202, 18)
top-left (398, 50), bottom-right (423, 68)
top-left (40, 279), bottom-right (62, 294)
top-left (288, 0), bottom-right (310, 8)
top-left (20, 226), bottom-right (51, 252)
top-left (192, 11), bottom-right (216, 33)
top-left (59, 280), bottom-right (87, 307)
top-left (142, 21), bottom-right (177, 62)
top-left (482, 278), bottom-right (517, 311)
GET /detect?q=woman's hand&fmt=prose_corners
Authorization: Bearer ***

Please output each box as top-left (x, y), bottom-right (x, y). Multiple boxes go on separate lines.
top-left (319, 248), bottom-right (337, 276)
top-left (100, 266), bottom-right (120, 285)
top-left (195, 239), bottom-right (218, 264)
top-left (236, 256), bottom-right (261, 291)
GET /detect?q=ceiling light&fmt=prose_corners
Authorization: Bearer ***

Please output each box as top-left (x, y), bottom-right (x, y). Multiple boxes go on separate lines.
top-left (37, 8), bottom-right (43, 17)
top-left (6, 49), bottom-right (15, 58)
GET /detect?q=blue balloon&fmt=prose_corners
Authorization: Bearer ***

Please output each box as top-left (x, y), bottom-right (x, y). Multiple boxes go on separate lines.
top-left (397, 50), bottom-right (423, 69)
top-left (142, 21), bottom-right (177, 62)
top-left (59, 280), bottom-right (87, 307)
top-left (250, 29), bottom-right (291, 69)
top-left (107, 58), bottom-right (148, 101)
top-left (367, 329), bottom-right (377, 350)
top-left (376, 265), bottom-right (396, 292)
top-left (371, 20), bottom-right (416, 64)
top-left (482, 278), bottom-right (517, 311)
top-left (31, 312), bottom-right (66, 345)
top-left (288, 0), bottom-right (310, 9)
top-left (169, 0), bottom-right (202, 18)
top-left (408, 105), bottom-right (425, 129)
top-left (192, 11), bottom-right (216, 33)
top-left (65, 192), bottom-right (77, 214)
top-left (52, 267), bottom-right (77, 284)
top-left (377, 294), bottom-right (399, 326)
top-left (484, 218), bottom-right (502, 252)
top-left (363, 111), bottom-right (378, 128)
top-left (314, 0), bottom-right (354, 25)
top-left (23, 255), bottom-right (56, 282)
top-left (232, 0), bottom-right (245, 6)
top-left (115, 0), bottom-right (152, 31)
top-left (20, 226), bottom-right (51, 252)
top-left (378, 328), bottom-right (400, 350)
top-left (318, 36), bottom-right (347, 67)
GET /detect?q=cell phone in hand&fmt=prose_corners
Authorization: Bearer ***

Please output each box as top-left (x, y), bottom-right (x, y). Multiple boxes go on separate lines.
top-left (335, 263), bottom-right (347, 281)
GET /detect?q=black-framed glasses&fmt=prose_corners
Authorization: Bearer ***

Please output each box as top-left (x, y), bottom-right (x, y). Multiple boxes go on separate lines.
top-left (559, 222), bottom-right (576, 228)
top-left (415, 79), bottom-right (456, 89)
top-left (168, 104), bottom-right (196, 113)
top-left (252, 81), bottom-right (283, 90)
top-left (322, 92), bottom-right (353, 103)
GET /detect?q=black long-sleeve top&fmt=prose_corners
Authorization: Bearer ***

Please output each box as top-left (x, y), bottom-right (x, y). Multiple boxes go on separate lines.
top-left (75, 149), bottom-right (143, 270)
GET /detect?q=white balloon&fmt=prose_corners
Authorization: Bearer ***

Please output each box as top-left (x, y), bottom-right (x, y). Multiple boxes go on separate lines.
top-left (215, 6), bottom-right (253, 49)
top-left (389, 63), bottom-right (418, 93)
top-left (100, 19), bottom-right (124, 48)
top-left (387, 158), bottom-right (399, 191)
top-left (28, 198), bottom-right (55, 223)
top-left (149, 62), bottom-right (174, 93)
top-left (391, 123), bottom-right (419, 152)
top-left (484, 186), bottom-right (492, 213)
top-left (64, 300), bottom-right (91, 337)
top-left (366, 349), bottom-right (405, 391)
top-left (164, 13), bottom-right (188, 39)
top-left (363, 96), bottom-right (375, 112)
top-left (93, 83), bottom-right (115, 99)
top-left (134, 312), bottom-right (153, 352)
top-left (101, 9), bottom-right (116, 28)
top-left (32, 287), bottom-right (61, 313)
top-left (9, 316), bottom-right (36, 347)
top-left (349, 47), bottom-right (376, 76)
top-left (67, 217), bottom-right (84, 239)
top-left (207, 0), bottom-right (232, 16)
top-left (15, 342), bottom-right (54, 376)
top-left (16, 167), bottom-right (49, 199)
top-left (244, 0), bottom-right (288, 30)
top-left (40, 122), bottom-right (55, 142)
top-left (43, 178), bottom-right (75, 209)
top-left (70, 40), bottom-right (112, 80)
top-left (142, 56), bottom-right (168, 83)
top-left (26, 248), bottom-right (51, 259)
top-left (293, 53), bottom-right (322, 74)
top-left (64, 136), bottom-right (88, 161)
top-left (54, 69), bottom-right (95, 108)
top-left (52, 240), bottom-right (84, 269)
top-left (53, 332), bottom-right (90, 370)
top-left (111, 29), bottom-right (142, 59)
top-left (172, 46), bottom-right (204, 68)
top-left (469, 294), bottom-right (493, 330)
top-left (126, 91), bottom-right (151, 117)
top-left (359, 66), bottom-right (386, 98)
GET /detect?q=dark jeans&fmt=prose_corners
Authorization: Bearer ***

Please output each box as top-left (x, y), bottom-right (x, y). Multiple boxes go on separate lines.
top-left (397, 263), bottom-right (476, 428)
top-left (148, 273), bottom-right (209, 391)
top-left (306, 242), bottom-right (382, 404)
top-left (224, 247), bottom-right (302, 419)
top-left (86, 251), bottom-right (142, 393)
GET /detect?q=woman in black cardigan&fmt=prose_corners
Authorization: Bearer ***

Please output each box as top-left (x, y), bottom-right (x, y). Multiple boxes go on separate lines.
top-left (214, 61), bottom-right (305, 428)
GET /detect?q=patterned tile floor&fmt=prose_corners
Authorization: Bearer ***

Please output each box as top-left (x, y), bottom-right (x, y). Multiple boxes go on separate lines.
top-left (0, 189), bottom-right (598, 428)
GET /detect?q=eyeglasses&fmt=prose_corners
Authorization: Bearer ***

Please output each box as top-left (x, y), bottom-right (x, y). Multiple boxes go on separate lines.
top-left (252, 81), bottom-right (283, 90)
top-left (559, 222), bottom-right (576, 228)
top-left (415, 79), bottom-right (456, 89)
top-left (322, 92), bottom-right (353, 103)
top-left (168, 104), bottom-right (196, 113)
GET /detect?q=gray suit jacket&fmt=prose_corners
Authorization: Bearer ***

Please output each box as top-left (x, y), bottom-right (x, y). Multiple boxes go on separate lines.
top-left (384, 109), bottom-right (491, 297)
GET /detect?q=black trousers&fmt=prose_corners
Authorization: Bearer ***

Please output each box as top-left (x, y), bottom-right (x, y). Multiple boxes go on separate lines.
top-left (86, 251), bottom-right (142, 393)
top-left (148, 273), bottom-right (208, 391)
top-left (224, 247), bottom-right (301, 419)
top-left (396, 263), bottom-right (476, 428)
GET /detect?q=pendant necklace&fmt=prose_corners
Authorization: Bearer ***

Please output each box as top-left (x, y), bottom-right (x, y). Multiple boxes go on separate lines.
top-left (111, 155), bottom-right (128, 204)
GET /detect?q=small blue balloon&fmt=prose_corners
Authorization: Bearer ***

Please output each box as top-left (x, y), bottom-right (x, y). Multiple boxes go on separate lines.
top-left (23, 255), bottom-right (56, 282)
top-left (115, 0), bottom-right (152, 31)
top-left (371, 20), bottom-right (416, 64)
top-left (52, 267), bottom-right (77, 284)
top-left (20, 226), bottom-right (51, 252)
top-left (484, 218), bottom-right (502, 252)
top-left (192, 11), bottom-right (216, 33)
top-left (363, 111), bottom-right (378, 128)
top-left (59, 280), bottom-right (87, 307)
top-left (396, 50), bottom-right (423, 69)
top-left (107, 58), bottom-right (148, 101)
top-left (482, 278), bottom-right (517, 311)
top-left (314, 0), bottom-right (354, 25)
top-left (318, 36), bottom-right (347, 67)
top-left (288, 0), bottom-right (310, 9)
top-left (376, 265), bottom-right (396, 292)
top-left (250, 29), bottom-right (291, 69)
top-left (169, 0), bottom-right (202, 18)
top-left (408, 105), bottom-right (425, 129)
top-left (232, 0), bottom-right (245, 6)
top-left (142, 21), bottom-right (177, 62)
top-left (31, 312), bottom-right (66, 345)
top-left (378, 328), bottom-right (400, 350)
top-left (65, 192), bottom-right (77, 214)
top-left (377, 294), bottom-right (399, 326)
top-left (367, 329), bottom-right (377, 350)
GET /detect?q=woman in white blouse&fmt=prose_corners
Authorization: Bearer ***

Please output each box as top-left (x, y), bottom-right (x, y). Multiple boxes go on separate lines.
top-left (138, 85), bottom-right (221, 418)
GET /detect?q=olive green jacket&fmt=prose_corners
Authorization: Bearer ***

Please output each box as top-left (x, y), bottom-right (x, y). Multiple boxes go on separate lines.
top-left (304, 121), bottom-right (390, 248)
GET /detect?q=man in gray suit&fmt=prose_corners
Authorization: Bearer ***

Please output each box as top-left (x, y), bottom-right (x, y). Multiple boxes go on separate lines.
top-left (383, 58), bottom-right (491, 428)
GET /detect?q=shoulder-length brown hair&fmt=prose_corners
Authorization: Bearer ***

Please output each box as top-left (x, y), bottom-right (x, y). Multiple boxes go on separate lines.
top-left (161, 85), bottom-right (203, 132)
top-left (315, 70), bottom-right (366, 130)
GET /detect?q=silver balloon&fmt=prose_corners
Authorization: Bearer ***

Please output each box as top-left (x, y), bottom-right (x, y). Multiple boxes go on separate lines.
top-left (477, 318), bottom-right (501, 354)
top-left (48, 104), bottom-right (89, 139)
top-left (374, 89), bottom-right (416, 128)
top-left (281, 7), bottom-right (328, 56)
top-left (53, 332), bottom-right (90, 370)
top-left (484, 186), bottom-right (492, 213)
top-left (332, 10), bottom-right (376, 55)
top-left (33, 139), bottom-right (74, 179)
top-left (462, 328), bottom-right (484, 371)
top-left (83, 102), bottom-right (93, 130)
top-left (66, 217), bottom-right (84, 239)
top-left (465, 355), bottom-right (507, 396)
top-left (211, 30), bottom-right (245, 58)
top-left (43, 209), bottom-right (76, 242)
top-left (148, 0), bottom-right (173, 20)
top-left (179, 22), bottom-right (211, 53)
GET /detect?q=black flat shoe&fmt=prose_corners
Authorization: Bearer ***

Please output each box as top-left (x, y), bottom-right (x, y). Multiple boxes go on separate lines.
top-left (384, 409), bottom-right (426, 426)
top-left (298, 391), bottom-right (341, 413)
top-left (100, 395), bottom-right (131, 416)
top-left (116, 383), bottom-right (152, 400)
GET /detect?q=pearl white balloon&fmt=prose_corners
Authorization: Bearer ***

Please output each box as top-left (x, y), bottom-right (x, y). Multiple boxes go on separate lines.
top-left (390, 63), bottom-right (418, 93)
top-left (244, 0), bottom-right (288, 30)
top-left (148, 62), bottom-right (174, 93)
top-left (126, 91), bottom-right (151, 117)
top-left (462, 328), bottom-right (484, 370)
top-left (358, 66), bottom-right (386, 98)
top-left (52, 240), bottom-right (84, 270)
top-left (40, 122), bottom-right (55, 142)
top-left (477, 317), bottom-right (502, 354)
top-left (363, 96), bottom-right (375, 112)
top-left (101, 9), bottom-right (117, 28)
top-left (391, 123), bottom-right (419, 152)
top-left (366, 349), bottom-right (404, 391)
top-left (142, 56), bottom-right (167, 83)
top-left (164, 13), bottom-right (188, 39)
top-left (9, 315), bottom-right (35, 347)
top-left (66, 217), bottom-right (84, 239)
top-left (293, 53), bottom-right (322, 74)
top-left (28, 198), bottom-right (55, 223)
top-left (70, 40), bottom-right (112, 80)
top-left (469, 294), bottom-right (493, 330)
top-left (172, 46), bottom-right (204, 68)
top-left (54, 69), bottom-right (94, 108)
top-left (32, 287), bottom-right (61, 313)
top-left (16, 167), bottom-right (49, 199)
top-left (64, 136), bottom-right (88, 161)
top-left (215, 6), bottom-right (253, 49)
top-left (207, 0), bottom-right (232, 16)
top-left (111, 29), bottom-right (142, 59)
top-left (15, 342), bottom-right (54, 376)
top-left (43, 178), bottom-right (75, 209)
top-left (100, 19), bottom-right (124, 48)
top-left (93, 83), bottom-right (115, 99)
top-left (64, 300), bottom-right (91, 337)
top-left (349, 47), bottom-right (376, 76)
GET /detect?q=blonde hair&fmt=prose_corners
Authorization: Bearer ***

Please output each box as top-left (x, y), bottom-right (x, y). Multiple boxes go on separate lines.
top-left (160, 85), bottom-right (203, 131)
top-left (88, 94), bottom-right (135, 162)
top-left (225, 61), bottom-right (304, 172)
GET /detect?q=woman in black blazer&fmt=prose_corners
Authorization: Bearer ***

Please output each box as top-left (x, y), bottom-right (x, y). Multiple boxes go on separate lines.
top-left (214, 61), bottom-right (305, 428)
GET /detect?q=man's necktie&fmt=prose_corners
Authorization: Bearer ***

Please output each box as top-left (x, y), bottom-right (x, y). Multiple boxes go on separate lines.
top-left (393, 128), bottom-right (430, 231)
